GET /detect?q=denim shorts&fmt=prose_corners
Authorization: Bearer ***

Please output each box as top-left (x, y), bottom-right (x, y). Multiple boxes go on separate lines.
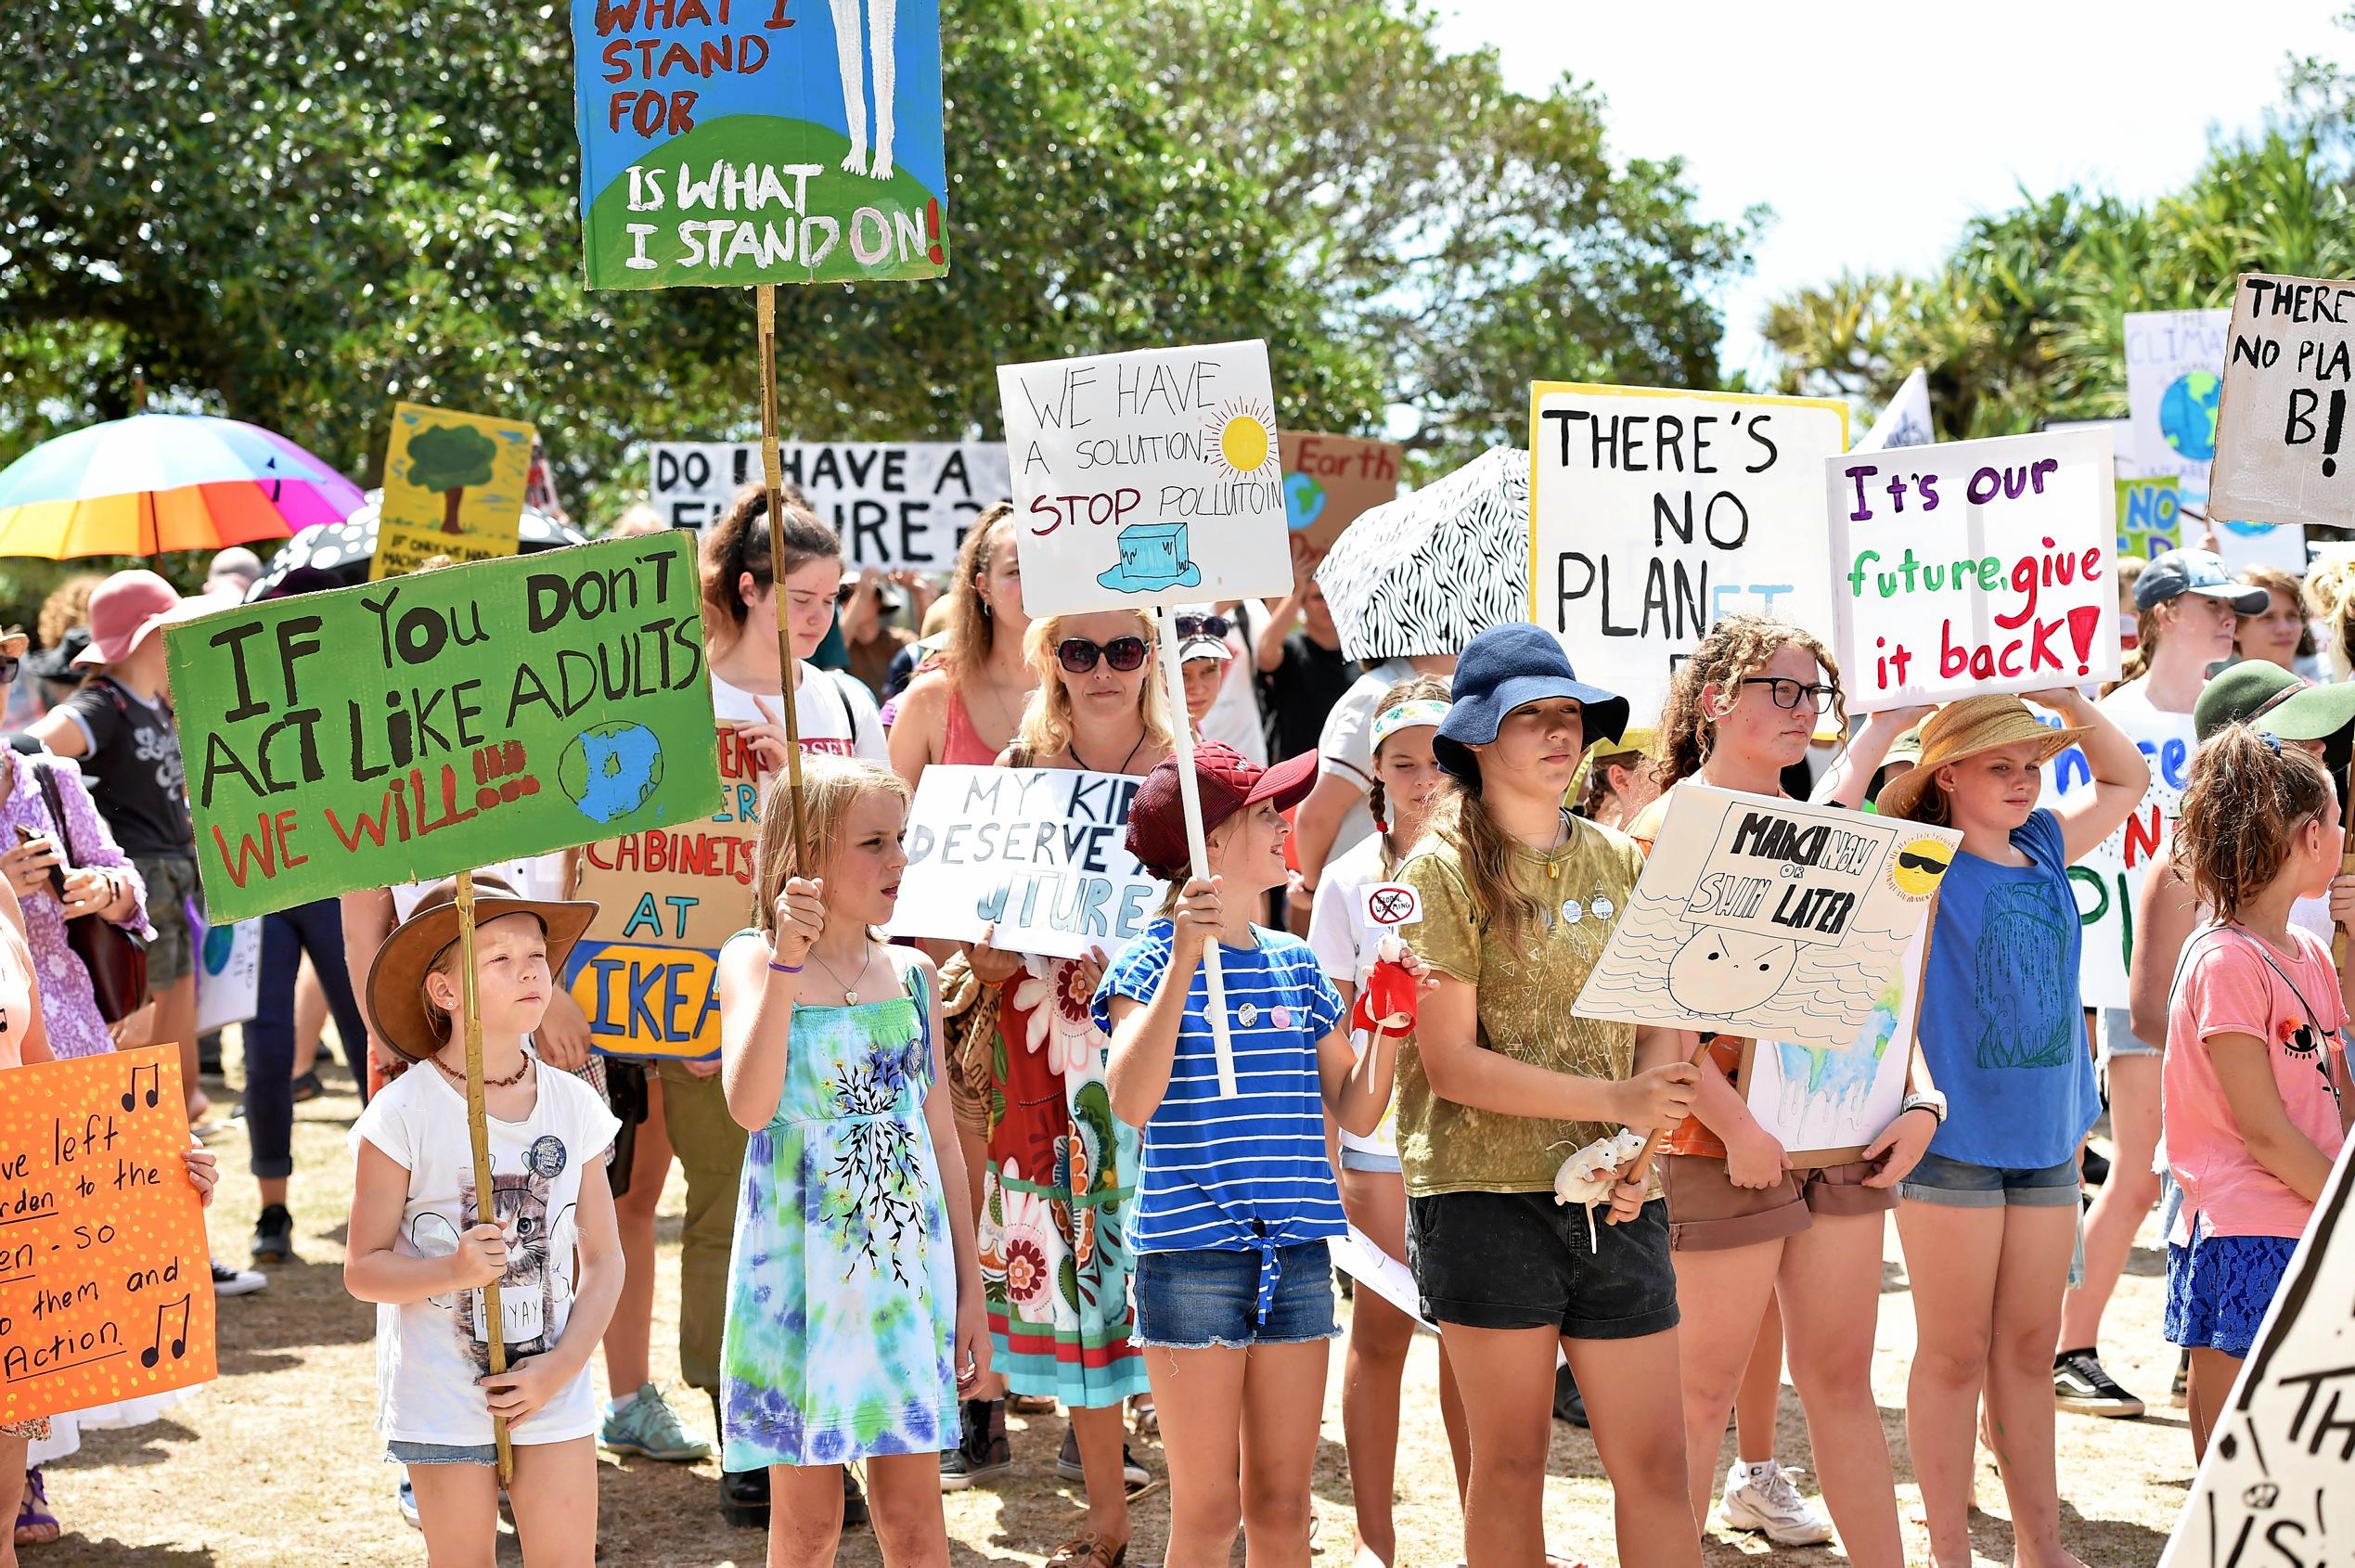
top-left (1133, 1242), bottom-right (1339, 1349)
top-left (1407, 1189), bottom-right (1679, 1340)
top-left (2166, 1221), bottom-right (2298, 1358)
top-left (1898, 1151), bottom-right (2081, 1208)
top-left (386, 1440), bottom-right (498, 1466)
top-left (2097, 1008), bottom-right (2161, 1068)
top-left (1339, 1147), bottom-right (1402, 1174)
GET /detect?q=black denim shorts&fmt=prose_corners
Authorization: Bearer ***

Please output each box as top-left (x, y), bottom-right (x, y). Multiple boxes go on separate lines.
top-left (1406, 1189), bottom-right (1679, 1340)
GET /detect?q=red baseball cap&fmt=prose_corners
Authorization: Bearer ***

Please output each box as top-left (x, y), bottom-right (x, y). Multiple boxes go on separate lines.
top-left (1126, 741), bottom-right (1319, 880)
top-left (72, 570), bottom-right (186, 668)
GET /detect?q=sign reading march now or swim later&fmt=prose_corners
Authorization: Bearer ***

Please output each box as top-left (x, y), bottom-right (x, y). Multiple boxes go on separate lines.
top-left (999, 341), bottom-right (1294, 616)
top-left (1828, 429), bottom-right (2118, 713)
top-left (0, 1047), bottom-right (214, 1424)
top-left (649, 441), bottom-right (1010, 568)
top-left (1527, 384), bottom-right (1848, 729)
top-left (372, 403), bottom-right (534, 580)
top-left (2210, 272), bottom-right (2355, 530)
top-left (164, 534), bottom-right (721, 924)
top-left (570, 0), bottom-right (947, 288)
top-left (1280, 432), bottom-right (1403, 555)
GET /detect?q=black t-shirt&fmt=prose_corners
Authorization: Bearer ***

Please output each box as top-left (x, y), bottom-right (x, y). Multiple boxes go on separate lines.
top-left (1259, 632), bottom-right (1358, 764)
top-left (59, 677), bottom-right (193, 858)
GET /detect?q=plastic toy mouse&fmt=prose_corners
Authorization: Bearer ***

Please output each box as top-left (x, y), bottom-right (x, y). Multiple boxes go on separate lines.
top-left (1350, 934), bottom-right (1420, 1036)
top-left (1553, 1128), bottom-right (1646, 1250)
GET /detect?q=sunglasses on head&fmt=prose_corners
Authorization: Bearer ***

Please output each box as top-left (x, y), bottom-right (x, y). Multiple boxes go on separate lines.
top-left (1173, 613), bottom-right (1230, 641)
top-left (1057, 636), bottom-right (1150, 675)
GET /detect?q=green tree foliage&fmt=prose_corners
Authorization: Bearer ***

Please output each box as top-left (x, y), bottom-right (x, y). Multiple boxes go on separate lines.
top-left (1, 0), bottom-right (1752, 526)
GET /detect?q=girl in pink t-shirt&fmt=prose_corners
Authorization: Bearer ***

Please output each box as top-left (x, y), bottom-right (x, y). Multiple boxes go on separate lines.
top-left (2163, 726), bottom-right (2355, 1458)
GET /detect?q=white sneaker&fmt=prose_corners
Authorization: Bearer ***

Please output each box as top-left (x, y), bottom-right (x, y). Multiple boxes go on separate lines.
top-left (210, 1259), bottom-right (267, 1298)
top-left (1720, 1458), bottom-right (1835, 1547)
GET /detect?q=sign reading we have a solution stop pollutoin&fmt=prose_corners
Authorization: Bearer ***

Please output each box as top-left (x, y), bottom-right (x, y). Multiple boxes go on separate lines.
top-left (165, 534), bottom-right (722, 924)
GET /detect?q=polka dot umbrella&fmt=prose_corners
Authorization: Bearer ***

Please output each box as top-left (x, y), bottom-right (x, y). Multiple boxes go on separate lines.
top-left (244, 495), bottom-right (591, 598)
top-left (0, 414), bottom-right (363, 558)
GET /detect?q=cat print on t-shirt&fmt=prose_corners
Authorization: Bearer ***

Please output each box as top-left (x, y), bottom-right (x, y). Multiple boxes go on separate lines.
top-left (416, 1158), bottom-right (579, 1373)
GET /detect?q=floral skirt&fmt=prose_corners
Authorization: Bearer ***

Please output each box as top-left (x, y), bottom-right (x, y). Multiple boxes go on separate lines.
top-left (978, 958), bottom-right (1149, 1408)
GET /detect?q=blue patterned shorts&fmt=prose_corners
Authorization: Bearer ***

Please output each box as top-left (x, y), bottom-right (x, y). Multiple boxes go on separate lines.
top-left (2165, 1225), bottom-right (2297, 1359)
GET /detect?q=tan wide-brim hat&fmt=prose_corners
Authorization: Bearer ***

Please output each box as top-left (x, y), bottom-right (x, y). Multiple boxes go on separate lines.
top-left (364, 873), bottom-right (598, 1063)
top-left (1875, 695), bottom-right (2091, 821)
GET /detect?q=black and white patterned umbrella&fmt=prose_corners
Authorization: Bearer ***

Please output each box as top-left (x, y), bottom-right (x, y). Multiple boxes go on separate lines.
top-left (243, 493), bottom-right (590, 599)
top-left (1315, 446), bottom-right (1527, 664)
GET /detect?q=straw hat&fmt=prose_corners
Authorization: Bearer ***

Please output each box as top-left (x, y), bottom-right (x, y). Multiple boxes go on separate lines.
top-left (363, 873), bottom-right (598, 1063)
top-left (1875, 695), bottom-right (2090, 821)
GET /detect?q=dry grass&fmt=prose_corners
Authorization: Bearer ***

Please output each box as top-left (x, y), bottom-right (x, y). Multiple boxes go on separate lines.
top-left (41, 1049), bottom-right (2191, 1565)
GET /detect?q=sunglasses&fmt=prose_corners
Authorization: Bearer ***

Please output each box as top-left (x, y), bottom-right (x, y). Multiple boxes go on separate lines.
top-left (1740, 676), bottom-right (1839, 713)
top-left (1057, 636), bottom-right (1150, 675)
top-left (1897, 849), bottom-right (1948, 875)
top-left (1173, 613), bottom-right (1230, 641)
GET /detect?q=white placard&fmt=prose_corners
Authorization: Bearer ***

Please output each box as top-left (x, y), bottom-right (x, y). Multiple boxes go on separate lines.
top-left (1828, 429), bottom-right (2118, 713)
top-left (2125, 306), bottom-right (2306, 572)
top-left (997, 341), bottom-right (1293, 616)
top-left (194, 917), bottom-right (261, 1035)
top-left (1574, 784), bottom-right (1958, 1048)
top-left (1743, 926), bottom-right (1922, 1165)
top-left (885, 765), bottom-right (1158, 960)
top-left (1852, 368), bottom-right (1934, 454)
top-left (647, 441), bottom-right (1009, 571)
top-left (2210, 272), bottom-right (2355, 531)
top-left (1527, 383), bottom-right (1849, 730)
top-left (2040, 701), bottom-right (2188, 1012)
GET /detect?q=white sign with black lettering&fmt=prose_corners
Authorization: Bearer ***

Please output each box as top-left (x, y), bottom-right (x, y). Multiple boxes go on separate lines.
top-left (648, 442), bottom-right (1010, 570)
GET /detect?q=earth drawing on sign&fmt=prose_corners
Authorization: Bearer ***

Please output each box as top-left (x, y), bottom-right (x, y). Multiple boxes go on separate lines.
top-left (2159, 370), bottom-right (2220, 462)
top-left (561, 722), bottom-right (665, 825)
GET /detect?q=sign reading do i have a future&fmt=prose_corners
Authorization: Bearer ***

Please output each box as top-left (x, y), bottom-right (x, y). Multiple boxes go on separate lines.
top-left (163, 535), bottom-right (723, 924)
top-left (1827, 428), bottom-right (2118, 713)
top-left (569, 0), bottom-right (948, 289)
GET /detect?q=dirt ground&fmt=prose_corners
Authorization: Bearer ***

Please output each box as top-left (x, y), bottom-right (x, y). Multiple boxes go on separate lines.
top-left (38, 1047), bottom-right (2194, 1566)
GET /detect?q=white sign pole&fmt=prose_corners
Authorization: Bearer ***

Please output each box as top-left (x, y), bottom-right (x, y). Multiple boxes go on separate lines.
top-left (1157, 605), bottom-right (1241, 1098)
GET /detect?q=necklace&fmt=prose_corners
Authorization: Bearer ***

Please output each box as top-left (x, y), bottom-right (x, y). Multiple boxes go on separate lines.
top-left (808, 945), bottom-right (869, 1006)
top-left (433, 1049), bottom-right (533, 1089)
top-left (1069, 728), bottom-right (1147, 776)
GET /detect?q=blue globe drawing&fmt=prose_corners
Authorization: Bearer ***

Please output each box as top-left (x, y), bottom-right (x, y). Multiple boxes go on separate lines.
top-left (1282, 471), bottom-right (1326, 533)
top-left (560, 722), bottom-right (664, 824)
top-left (2158, 370), bottom-right (2220, 462)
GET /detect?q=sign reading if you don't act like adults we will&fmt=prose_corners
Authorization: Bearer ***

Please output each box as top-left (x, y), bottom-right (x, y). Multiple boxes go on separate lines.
top-left (164, 533), bottom-right (722, 924)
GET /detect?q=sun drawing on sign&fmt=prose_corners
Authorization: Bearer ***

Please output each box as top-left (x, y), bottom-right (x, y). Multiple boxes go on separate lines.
top-left (1203, 400), bottom-right (1275, 479)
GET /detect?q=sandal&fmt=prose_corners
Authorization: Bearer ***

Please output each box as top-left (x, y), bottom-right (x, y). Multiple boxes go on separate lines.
top-left (1007, 1393), bottom-right (1058, 1416)
top-left (1045, 1533), bottom-right (1127, 1568)
top-left (16, 1467), bottom-right (58, 1546)
top-left (1128, 1396), bottom-right (1157, 1436)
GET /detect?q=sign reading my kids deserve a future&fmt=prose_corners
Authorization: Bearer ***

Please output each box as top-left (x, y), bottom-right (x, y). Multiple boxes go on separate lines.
top-left (372, 403), bottom-right (534, 580)
top-left (2209, 272), bottom-right (2355, 530)
top-left (569, 0), bottom-right (948, 288)
top-left (1828, 428), bottom-right (2117, 713)
top-left (1528, 384), bottom-right (1849, 728)
top-left (163, 534), bottom-right (722, 925)
top-left (998, 341), bottom-right (1294, 615)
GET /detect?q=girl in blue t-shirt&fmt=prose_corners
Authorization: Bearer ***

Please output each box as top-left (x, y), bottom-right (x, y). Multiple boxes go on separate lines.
top-left (1099, 739), bottom-right (1416, 1568)
top-left (1878, 690), bottom-right (2145, 1568)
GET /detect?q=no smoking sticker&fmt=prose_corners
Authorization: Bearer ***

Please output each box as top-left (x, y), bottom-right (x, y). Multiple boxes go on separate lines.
top-left (1365, 882), bottom-right (1422, 928)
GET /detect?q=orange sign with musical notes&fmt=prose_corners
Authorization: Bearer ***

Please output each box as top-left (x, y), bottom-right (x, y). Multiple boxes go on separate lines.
top-left (0, 1047), bottom-right (214, 1422)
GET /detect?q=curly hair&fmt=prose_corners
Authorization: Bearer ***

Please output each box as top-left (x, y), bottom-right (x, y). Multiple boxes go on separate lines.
top-left (1014, 610), bottom-right (1173, 763)
top-left (2309, 556), bottom-right (2355, 680)
top-left (1652, 614), bottom-right (1847, 790)
top-left (2232, 564), bottom-right (2315, 662)
top-left (35, 574), bottom-right (102, 649)
top-left (2175, 725), bottom-right (2334, 920)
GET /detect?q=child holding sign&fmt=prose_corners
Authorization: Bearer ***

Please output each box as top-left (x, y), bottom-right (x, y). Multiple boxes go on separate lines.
top-left (714, 756), bottom-right (988, 1564)
top-left (1100, 741), bottom-right (1414, 1568)
top-left (346, 880), bottom-right (624, 1563)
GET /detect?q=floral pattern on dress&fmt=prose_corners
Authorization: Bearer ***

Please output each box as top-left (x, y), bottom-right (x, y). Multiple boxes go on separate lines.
top-left (0, 755), bottom-right (145, 1060)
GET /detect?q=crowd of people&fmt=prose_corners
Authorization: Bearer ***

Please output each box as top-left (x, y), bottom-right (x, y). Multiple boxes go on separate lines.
top-left (0, 483), bottom-right (2345, 1568)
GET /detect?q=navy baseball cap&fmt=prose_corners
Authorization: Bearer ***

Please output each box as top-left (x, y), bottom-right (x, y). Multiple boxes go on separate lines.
top-left (1433, 623), bottom-right (1628, 783)
top-left (2134, 549), bottom-right (2269, 614)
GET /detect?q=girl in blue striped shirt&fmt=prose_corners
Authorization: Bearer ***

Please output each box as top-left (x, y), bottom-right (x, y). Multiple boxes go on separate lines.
top-left (1099, 740), bottom-right (1414, 1568)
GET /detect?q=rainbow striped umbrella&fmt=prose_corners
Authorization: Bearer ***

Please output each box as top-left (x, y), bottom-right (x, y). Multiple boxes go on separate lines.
top-left (0, 414), bottom-right (364, 559)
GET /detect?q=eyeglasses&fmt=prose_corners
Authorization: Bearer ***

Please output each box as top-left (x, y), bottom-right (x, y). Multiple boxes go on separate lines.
top-left (1740, 676), bottom-right (1838, 713)
top-left (1057, 636), bottom-right (1150, 674)
top-left (1173, 613), bottom-right (1230, 641)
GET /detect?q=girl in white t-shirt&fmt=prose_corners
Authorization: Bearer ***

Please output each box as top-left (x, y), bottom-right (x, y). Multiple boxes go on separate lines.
top-left (1304, 676), bottom-right (1464, 1566)
top-left (347, 877), bottom-right (624, 1562)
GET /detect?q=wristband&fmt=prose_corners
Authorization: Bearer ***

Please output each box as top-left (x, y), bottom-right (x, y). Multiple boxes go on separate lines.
top-left (1899, 1090), bottom-right (1948, 1125)
top-left (769, 960), bottom-right (804, 974)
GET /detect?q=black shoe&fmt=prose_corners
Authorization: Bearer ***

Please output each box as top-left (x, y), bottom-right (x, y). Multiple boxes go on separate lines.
top-left (2081, 1147), bottom-right (2111, 1188)
top-left (719, 1466), bottom-right (769, 1528)
top-left (251, 1203), bottom-right (295, 1264)
top-left (842, 1468), bottom-right (869, 1528)
top-left (1057, 1423), bottom-right (1150, 1489)
top-left (2053, 1348), bottom-right (2145, 1419)
top-left (290, 1069), bottom-right (325, 1104)
top-left (198, 1029), bottom-right (224, 1078)
top-left (1553, 1362), bottom-right (1589, 1428)
top-left (940, 1399), bottom-right (1012, 1491)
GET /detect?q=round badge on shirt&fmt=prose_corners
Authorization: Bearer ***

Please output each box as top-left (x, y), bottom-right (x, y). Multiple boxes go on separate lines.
top-left (1561, 899), bottom-right (1584, 924)
top-left (1591, 894), bottom-right (1615, 922)
top-left (1271, 1006), bottom-right (1292, 1030)
top-left (1237, 1003), bottom-right (1259, 1027)
top-left (527, 1136), bottom-right (568, 1179)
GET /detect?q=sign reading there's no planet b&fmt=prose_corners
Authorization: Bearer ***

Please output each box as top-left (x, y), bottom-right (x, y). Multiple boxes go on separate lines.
top-left (1574, 785), bottom-right (1959, 1049)
top-left (163, 534), bottom-right (722, 924)
top-left (2209, 272), bottom-right (2355, 529)
top-left (998, 341), bottom-right (1293, 617)
top-left (885, 765), bottom-right (1159, 959)
top-left (1527, 383), bottom-right (1849, 730)
top-left (569, 0), bottom-right (948, 289)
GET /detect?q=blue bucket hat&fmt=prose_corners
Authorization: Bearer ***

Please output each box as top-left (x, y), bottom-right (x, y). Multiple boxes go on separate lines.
top-left (1433, 623), bottom-right (1629, 783)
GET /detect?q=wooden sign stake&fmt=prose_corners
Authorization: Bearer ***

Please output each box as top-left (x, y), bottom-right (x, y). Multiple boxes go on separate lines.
top-left (1156, 605), bottom-right (1240, 1097)
top-left (755, 284), bottom-right (811, 869)
top-left (452, 870), bottom-right (513, 1484)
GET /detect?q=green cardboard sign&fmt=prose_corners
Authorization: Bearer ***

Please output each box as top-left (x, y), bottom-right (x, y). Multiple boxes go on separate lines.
top-left (164, 534), bottom-right (721, 923)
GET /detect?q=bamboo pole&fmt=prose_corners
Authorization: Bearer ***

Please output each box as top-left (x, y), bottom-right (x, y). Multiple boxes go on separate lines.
top-left (452, 871), bottom-right (513, 1484)
top-left (1157, 606), bottom-right (1240, 1097)
top-left (755, 284), bottom-right (810, 869)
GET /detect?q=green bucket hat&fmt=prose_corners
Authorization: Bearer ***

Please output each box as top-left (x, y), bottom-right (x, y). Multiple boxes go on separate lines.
top-left (2193, 661), bottom-right (2355, 744)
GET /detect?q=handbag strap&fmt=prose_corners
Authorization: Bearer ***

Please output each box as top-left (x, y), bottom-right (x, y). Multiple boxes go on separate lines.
top-left (30, 759), bottom-right (81, 869)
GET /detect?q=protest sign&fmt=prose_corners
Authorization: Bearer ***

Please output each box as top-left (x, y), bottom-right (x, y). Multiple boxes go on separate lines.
top-left (2160, 1139), bottom-right (2355, 1568)
top-left (192, 918), bottom-right (261, 1035)
top-left (648, 441), bottom-right (1009, 568)
top-left (1851, 368), bottom-right (1934, 454)
top-left (372, 404), bottom-right (534, 580)
top-left (1280, 432), bottom-right (1403, 554)
top-left (1828, 428), bottom-right (2118, 712)
top-left (1575, 784), bottom-right (1958, 1048)
top-left (2040, 707), bottom-right (2186, 1010)
top-left (2125, 306), bottom-right (2306, 572)
top-left (0, 1047), bottom-right (214, 1425)
top-left (886, 765), bottom-right (1157, 960)
top-left (2117, 476), bottom-right (2183, 561)
top-left (165, 533), bottom-right (721, 924)
top-left (998, 341), bottom-right (1293, 616)
top-left (2210, 271), bottom-right (2355, 530)
top-left (1739, 928), bottom-right (1923, 1166)
top-left (1527, 383), bottom-right (1849, 728)
top-left (569, 0), bottom-right (947, 289)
